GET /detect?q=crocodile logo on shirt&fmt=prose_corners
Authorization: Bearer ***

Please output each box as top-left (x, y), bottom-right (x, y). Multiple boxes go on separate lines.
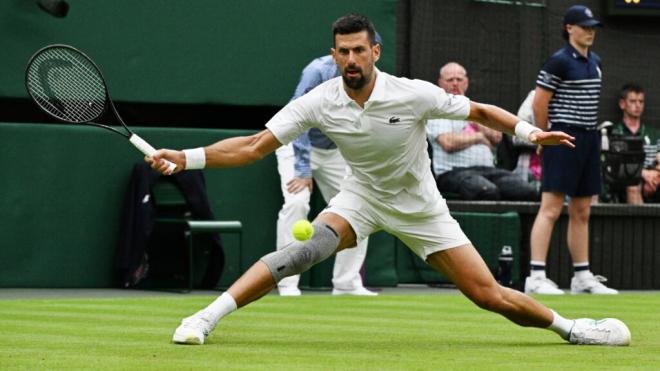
top-left (388, 116), bottom-right (400, 124)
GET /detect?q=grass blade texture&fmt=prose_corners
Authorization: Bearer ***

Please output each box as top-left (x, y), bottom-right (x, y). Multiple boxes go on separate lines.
top-left (1, 293), bottom-right (659, 370)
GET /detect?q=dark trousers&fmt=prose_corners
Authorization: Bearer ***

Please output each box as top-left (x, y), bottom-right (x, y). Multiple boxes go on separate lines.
top-left (436, 166), bottom-right (539, 201)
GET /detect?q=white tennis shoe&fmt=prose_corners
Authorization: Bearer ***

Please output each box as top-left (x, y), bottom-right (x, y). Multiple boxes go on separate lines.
top-left (524, 276), bottom-right (564, 295)
top-left (571, 273), bottom-right (618, 295)
top-left (172, 310), bottom-right (216, 345)
top-left (569, 318), bottom-right (631, 346)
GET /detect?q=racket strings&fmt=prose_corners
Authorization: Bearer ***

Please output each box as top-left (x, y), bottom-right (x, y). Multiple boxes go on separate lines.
top-left (26, 47), bottom-right (107, 123)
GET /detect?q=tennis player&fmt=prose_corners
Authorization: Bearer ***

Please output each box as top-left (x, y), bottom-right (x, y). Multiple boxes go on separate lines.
top-left (148, 13), bottom-right (630, 346)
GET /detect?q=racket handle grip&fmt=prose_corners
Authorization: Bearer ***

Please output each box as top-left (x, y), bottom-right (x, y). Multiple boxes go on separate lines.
top-left (129, 134), bottom-right (177, 173)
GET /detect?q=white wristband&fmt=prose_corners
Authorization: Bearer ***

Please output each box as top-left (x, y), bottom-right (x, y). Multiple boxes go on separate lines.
top-left (183, 147), bottom-right (206, 170)
top-left (514, 121), bottom-right (541, 142)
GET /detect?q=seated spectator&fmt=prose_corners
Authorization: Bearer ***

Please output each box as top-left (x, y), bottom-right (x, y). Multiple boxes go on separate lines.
top-left (611, 83), bottom-right (660, 204)
top-left (427, 62), bottom-right (539, 201)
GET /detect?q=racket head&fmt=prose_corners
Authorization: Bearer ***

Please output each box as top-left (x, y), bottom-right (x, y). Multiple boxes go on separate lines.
top-left (25, 44), bottom-right (108, 124)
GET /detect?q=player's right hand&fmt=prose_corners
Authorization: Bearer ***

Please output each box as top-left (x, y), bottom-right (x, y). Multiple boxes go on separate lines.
top-left (146, 149), bottom-right (185, 175)
top-left (530, 130), bottom-right (575, 148)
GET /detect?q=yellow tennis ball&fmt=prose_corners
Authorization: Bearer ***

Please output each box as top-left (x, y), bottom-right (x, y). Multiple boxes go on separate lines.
top-left (292, 220), bottom-right (314, 241)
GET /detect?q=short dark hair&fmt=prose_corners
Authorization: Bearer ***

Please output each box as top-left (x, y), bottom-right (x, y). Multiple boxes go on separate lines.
top-left (620, 83), bottom-right (644, 100)
top-left (332, 13), bottom-right (378, 46)
top-left (562, 26), bottom-right (569, 41)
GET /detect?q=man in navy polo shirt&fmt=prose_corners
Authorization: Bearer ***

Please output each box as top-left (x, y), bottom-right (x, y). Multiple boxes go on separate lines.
top-left (526, 5), bottom-right (618, 295)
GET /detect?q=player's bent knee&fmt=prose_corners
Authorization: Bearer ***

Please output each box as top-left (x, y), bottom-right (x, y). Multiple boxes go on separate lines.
top-left (260, 222), bottom-right (340, 282)
top-left (467, 285), bottom-right (506, 312)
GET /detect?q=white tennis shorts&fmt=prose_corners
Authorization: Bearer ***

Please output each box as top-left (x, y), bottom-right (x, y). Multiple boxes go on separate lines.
top-left (323, 188), bottom-right (471, 259)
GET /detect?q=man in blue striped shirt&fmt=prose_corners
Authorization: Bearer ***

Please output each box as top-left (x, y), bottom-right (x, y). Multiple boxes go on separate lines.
top-left (526, 5), bottom-right (618, 295)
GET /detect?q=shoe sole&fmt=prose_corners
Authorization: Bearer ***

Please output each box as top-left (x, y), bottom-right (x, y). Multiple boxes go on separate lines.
top-left (172, 333), bottom-right (204, 345)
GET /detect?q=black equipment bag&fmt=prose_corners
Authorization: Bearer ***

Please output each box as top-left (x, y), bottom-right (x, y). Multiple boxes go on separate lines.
top-left (115, 163), bottom-right (225, 289)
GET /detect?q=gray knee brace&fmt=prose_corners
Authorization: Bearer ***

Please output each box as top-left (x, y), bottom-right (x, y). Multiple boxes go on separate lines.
top-left (261, 222), bottom-right (340, 283)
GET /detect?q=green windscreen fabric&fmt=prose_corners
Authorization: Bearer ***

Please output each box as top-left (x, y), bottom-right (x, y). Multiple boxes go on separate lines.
top-left (0, 122), bottom-right (398, 288)
top-left (396, 212), bottom-right (522, 285)
top-left (1, 0), bottom-right (396, 106)
top-left (0, 123), bottom-right (521, 289)
top-left (0, 123), bottom-right (281, 287)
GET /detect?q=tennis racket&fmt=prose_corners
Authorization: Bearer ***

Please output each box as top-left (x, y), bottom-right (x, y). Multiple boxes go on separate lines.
top-left (25, 44), bottom-right (176, 173)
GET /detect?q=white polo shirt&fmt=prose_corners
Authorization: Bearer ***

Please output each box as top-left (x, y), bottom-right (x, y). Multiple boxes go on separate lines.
top-left (266, 69), bottom-right (471, 214)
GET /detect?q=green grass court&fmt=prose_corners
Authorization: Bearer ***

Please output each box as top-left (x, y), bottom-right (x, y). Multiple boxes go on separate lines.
top-left (1, 292), bottom-right (659, 370)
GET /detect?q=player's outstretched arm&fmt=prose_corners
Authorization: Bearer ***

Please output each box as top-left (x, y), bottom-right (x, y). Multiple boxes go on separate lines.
top-left (148, 129), bottom-right (282, 174)
top-left (467, 101), bottom-right (574, 148)
top-left (467, 101), bottom-right (518, 134)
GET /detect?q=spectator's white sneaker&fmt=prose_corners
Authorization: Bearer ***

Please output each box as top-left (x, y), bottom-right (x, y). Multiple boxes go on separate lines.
top-left (569, 318), bottom-right (631, 346)
top-left (571, 273), bottom-right (619, 295)
top-left (172, 311), bottom-right (216, 345)
top-left (524, 276), bottom-right (564, 295)
top-left (332, 287), bottom-right (378, 296)
top-left (278, 287), bottom-right (302, 296)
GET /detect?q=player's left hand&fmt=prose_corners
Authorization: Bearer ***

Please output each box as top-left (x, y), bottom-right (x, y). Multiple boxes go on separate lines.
top-left (529, 131), bottom-right (575, 148)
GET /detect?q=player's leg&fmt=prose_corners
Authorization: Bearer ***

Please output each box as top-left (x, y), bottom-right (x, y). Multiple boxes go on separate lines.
top-left (425, 245), bottom-right (630, 345)
top-left (392, 206), bottom-right (628, 345)
top-left (526, 191), bottom-right (565, 294)
top-left (172, 211), bottom-right (357, 345)
top-left (230, 211), bottom-right (356, 305)
top-left (274, 144), bottom-right (312, 295)
top-left (392, 209), bottom-right (553, 328)
top-left (427, 245), bottom-right (553, 327)
top-left (173, 191), bottom-right (378, 344)
top-left (311, 147), bottom-right (374, 295)
top-left (395, 199), bottom-right (629, 346)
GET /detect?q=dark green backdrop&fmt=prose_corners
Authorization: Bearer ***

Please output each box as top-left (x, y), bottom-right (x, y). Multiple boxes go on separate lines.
top-left (0, 0), bottom-right (396, 106)
top-left (0, 124), bottom-right (281, 287)
top-left (0, 0), bottom-right (524, 289)
top-left (0, 124), bottom-right (517, 288)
